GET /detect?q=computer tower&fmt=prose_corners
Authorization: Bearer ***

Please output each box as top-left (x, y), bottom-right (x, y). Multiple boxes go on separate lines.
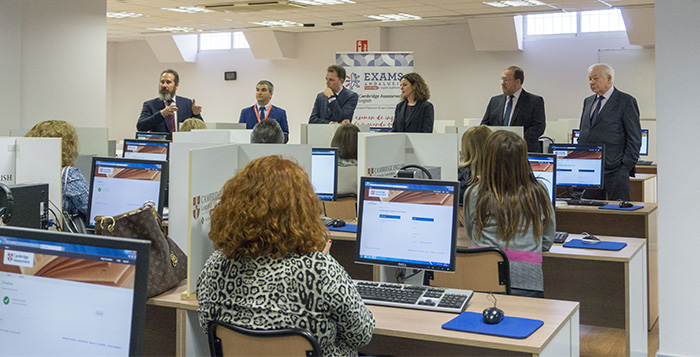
top-left (8, 182), bottom-right (49, 229)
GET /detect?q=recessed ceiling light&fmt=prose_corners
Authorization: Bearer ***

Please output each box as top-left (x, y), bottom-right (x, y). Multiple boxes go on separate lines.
top-left (364, 13), bottom-right (422, 22)
top-left (107, 11), bottom-right (144, 19)
top-left (483, 0), bottom-right (546, 7)
top-left (290, 0), bottom-right (355, 5)
top-left (162, 6), bottom-right (213, 14)
top-left (251, 20), bottom-right (303, 27)
top-left (147, 26), bottom-right (200, 33)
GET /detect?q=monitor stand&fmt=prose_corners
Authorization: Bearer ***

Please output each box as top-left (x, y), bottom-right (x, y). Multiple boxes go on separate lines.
top-left (570, 187), bottom-right (586, 201)
top-left (379, 266), bottom-right (425, 285)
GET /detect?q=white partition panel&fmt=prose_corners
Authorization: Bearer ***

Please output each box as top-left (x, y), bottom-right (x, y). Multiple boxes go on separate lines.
top-left (229, 130), bottom-right (252, 144)
top-left (185, 144), bottom-right (239, 297)
top-left (542, 120), bottom-right (569, 143)
top-left (434, 119), bottom-right (457, 133)
top-left (9, 128), bottom-right (29, 137)
top-left (172, 130), bottom-right (231, 144)
top-left (0, 138), bottom-right (17, 185)
top-left (238, 144), bottom-right (312, 176)
top-left (206, 122), bottom-right (246, 130)
top-left (488, 126), bottom-right (524, 138)
top-left (463, 118), bottom-right (482, 126)
top-left (359, 133), bottom-right (407, 178)
top-left (75, 127), bottom-right (109, 156)
top-left (405, 133), bottom-right (459, 181)
top-left (300, 124), bottom-right (340, 147)
top-left (15, 138), bottom-right (61, 210)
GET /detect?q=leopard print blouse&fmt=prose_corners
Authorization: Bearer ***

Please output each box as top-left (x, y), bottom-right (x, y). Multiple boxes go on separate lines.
top-left (197, 250), bottom-right (375, 356)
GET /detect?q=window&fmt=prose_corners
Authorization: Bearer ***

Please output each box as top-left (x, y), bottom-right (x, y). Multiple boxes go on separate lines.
top-left (199, 32), bottom-right (250, 51)
top-left (580, 9), bottom-right (626, 33)
top-left (526, 12), bottom-right (577, 35)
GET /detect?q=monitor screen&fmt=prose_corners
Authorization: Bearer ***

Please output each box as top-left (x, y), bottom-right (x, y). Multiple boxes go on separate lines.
top-left (528, 153), bottom-right (557, 206)
top-left (640, 129), bottom-right (649, 156)
top-left (0, 226), bottom-right (149, 356)
top-left (311, 148), bottom-right (338, 201)
top-left (123, 139), bottom-right (170, 161)
top-left (571, 129), bottom-right (580, 144)
top-left (355, 177), bottom-right (458, 272)
top-left (369, 127), bottom-right (392, 132)
top-left (135, 131), bottom-right (170, 141)
top-left (550, 144), bottom-right (605, 189)
top-left (87, 157), bottom-right (168, 226)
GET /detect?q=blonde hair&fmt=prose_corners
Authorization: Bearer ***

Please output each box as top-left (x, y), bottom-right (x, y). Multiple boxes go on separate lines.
top-left (25, 120), bottom-right (78, 167)
top-left (459, 125), bottom-right (492, 185)
top-left (179, 118), bottom-right (206, 132)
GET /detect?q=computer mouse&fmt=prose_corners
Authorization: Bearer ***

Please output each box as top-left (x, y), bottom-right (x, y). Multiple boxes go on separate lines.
top-left (581, 233), bottom-right (600, 244)
top-left (619, 201), bottom-right (633, 208)
top-left (331, 219), bottom-right (346, 227)
top-left (482, 307), bottom-right (504, 324)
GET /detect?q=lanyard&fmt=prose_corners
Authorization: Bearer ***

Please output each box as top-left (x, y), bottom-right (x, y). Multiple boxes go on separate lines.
top-left (254, 104), bottom-right (271, 122)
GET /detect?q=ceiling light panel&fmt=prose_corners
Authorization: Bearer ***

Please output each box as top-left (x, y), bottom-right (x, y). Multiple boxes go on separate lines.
top-left (251, 20), bottom-right (304, 27)
top-left (483, 0), bottom-right (546, 7)
top-left (107, 11), bottom-right (144, 19)
top-left (147, 26), bottom-right (200, 32)
top-left (291, 0), bottom-right (355, 5)
top-left (364, 13), bottom-right (422, 21)
top-left (162, 6), bottom-right (213, 14)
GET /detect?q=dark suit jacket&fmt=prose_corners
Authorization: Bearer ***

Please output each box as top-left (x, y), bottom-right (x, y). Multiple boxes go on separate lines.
top-left (239, 104), bottom-right (289, 143)
top-left (391, 100), bottom-right (434, 133)
top-left (309, 88), bottom-right (359, 124)
top-left (578, 87), bottom-right (641, 173)
top-left (137, 96), bottom-right (202, 133)
top-left (481, 89), bottom-right (546, 152)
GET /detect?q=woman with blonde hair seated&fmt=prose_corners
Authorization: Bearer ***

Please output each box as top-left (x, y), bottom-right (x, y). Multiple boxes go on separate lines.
top-left (179, 117), bottom-right (207, 132)
top-left (197, 156), bottom-right (374, 356)
top-left (25, 120), bottom-right (89, 219)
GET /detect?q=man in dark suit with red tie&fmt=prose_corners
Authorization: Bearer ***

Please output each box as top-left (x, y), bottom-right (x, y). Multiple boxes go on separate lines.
top-left (578, 63), bottom-right (641, 201)
top-left (481, 66), bottom-right (546, 153)
top-left (137, 69), bottom-right (203, 134)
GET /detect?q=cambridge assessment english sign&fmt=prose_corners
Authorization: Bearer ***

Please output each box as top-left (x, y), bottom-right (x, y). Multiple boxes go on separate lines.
top-left (336, 52), bottom-right (413, 128)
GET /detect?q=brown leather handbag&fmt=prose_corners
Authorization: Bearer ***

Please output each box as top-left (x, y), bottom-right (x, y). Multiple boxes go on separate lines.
top-left (94, 201), bottom-right (187, 298)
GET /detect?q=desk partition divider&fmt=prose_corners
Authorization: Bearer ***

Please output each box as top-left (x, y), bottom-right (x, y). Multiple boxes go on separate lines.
top-left (172, 130), bottom-right (231, 144)
top-left (15, 137), bottom-right (62, 211)
top-left (301, 123), bottom-right (370, 147)
top-left (75, 127), bottom-right (109, 156)
top-left (405, 133), bottom-right (459, 181)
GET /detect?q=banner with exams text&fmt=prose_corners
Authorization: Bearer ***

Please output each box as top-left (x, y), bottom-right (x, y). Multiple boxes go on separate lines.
top-left (336, 52), bottom-right (413, 128)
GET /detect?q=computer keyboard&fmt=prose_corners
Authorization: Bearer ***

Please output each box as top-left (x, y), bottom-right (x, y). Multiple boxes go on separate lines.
top-left (354, 280), bottom-right (473, 313)
top-left (554, 231), bottom-right (569, 244)
top-left (567, 199), bottom-right (607, 206)
top-left (637, 160), bottom-right (653, 166)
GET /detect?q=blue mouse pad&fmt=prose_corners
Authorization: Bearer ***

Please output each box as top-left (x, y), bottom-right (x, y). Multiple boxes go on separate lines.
top-left (598, 204), bottom-right (643, 211)
top-left (442, 311), bottom-right (544, 339)
top-left (563, 239), bottom-right (627, 251)
top-left (327, 223), bottom-right (357, 233)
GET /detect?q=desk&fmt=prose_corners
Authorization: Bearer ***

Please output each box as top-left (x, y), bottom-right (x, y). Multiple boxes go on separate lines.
top-left (148, 285), bottom-right (580, 357)
top-left (555, 202), bottom-right (658, 330)
top-left (635, 164), bottom-right (657, 175)
top-left (630, 173), bottom-right (657, 202)
top-left (543, 235), bottom-right (647, 356)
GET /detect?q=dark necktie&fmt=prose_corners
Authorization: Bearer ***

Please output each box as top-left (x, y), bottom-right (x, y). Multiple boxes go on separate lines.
top-left (166, 99), bottom-right (176, 133)
top-left (259, 106), bottom-right (266, 120)
top-left (503, 95), bottom-right (514, 126)
top-left (590, 95), bottom-right (604, 126)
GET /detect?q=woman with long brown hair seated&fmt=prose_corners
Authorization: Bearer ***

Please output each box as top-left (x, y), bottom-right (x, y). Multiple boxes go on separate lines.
top-left (464, 130), bottom-right (555, 298)
top-left (197, 156), bottom-right (374, 356)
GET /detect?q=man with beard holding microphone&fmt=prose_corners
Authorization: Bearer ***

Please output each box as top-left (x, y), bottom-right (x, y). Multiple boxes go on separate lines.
top-left (137, 69), bottom-right (203, 134)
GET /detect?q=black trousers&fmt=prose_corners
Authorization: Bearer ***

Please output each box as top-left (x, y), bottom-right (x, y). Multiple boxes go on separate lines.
top-left (583, 166), bottom-right (631, 201)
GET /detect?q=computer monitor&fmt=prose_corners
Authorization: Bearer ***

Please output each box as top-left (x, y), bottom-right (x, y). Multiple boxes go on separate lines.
top-left (135, 131), bottom-right (170, 141)
top-left (528, 153), bottom-right (557, 207)
top-left (571, 129), bottom-right (580, 144)
top-left (355, 176), bottom-right (458, 273)
top-left (640, 129), bottom-right (649, 156)
top-left (549, 143), bottom-right (605, 197)
top-left (369, 127), bottom-right (392, 132)
top-left (122, 139), bottom-right (170, 161)
top-left (311, 148), bottom-right (338, 201)
top-left (87, 157), bottom-right (168, 226)
top-left (0, 226), bottom-right (149, 356)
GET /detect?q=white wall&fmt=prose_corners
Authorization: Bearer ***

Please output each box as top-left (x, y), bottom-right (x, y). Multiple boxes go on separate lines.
top-left (0, 0), bottom-right (22, 136)
top-left (656, 1), bottom-right (700, 355)
top-left (107, 23), bottom-right (652, 144)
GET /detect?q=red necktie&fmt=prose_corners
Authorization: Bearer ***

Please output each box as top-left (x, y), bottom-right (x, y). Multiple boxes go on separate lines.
top-left (166, 99), bottom-right (176, 133)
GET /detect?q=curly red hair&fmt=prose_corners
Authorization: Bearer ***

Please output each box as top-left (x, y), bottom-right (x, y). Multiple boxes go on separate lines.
top-left (209, 156), bottom-right (328, 259)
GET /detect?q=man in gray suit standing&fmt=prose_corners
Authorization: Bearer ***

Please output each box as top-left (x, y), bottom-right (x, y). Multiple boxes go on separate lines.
top-left (578, 63), bottom-right (641, 201)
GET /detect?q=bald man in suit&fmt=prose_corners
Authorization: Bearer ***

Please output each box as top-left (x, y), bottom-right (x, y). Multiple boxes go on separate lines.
top-left (481, 66), bottom-right (546, 152)
top-left (578, 63), bottom-right (641, 201)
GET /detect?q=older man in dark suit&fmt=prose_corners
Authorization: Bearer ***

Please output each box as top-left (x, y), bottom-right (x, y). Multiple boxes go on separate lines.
top-left (579, 63), bottom-right (641, 201)
top-left (137, 69), bottom-right (202, 134)
top-left (309, 65), bottom-right (358, 124)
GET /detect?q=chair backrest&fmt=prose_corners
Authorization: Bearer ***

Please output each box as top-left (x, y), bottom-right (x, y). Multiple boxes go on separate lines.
top-left (431, 247), bottom-right (511, 294)
top-left (208, 321), bottom-right (322, 357)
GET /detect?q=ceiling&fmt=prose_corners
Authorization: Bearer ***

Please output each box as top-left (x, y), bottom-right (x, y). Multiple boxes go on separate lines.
top-left (107, 0), bottom-right (654, 42)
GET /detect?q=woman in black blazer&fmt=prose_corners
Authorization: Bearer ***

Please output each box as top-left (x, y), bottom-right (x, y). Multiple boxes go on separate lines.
top-left (391, 72), bottom-right (434, 133)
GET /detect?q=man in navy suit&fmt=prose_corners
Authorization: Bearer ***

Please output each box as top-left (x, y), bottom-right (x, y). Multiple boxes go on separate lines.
top-left (309, 65), bottom-right (358, 124)
top-left (239, 80), bottom-right (289, 143)
top-left (579, 63), bottom-right (641, 201)
top-left (137, 69), bottom-right (203, 134)
top-left (481, 66), bottom-right (546, 153)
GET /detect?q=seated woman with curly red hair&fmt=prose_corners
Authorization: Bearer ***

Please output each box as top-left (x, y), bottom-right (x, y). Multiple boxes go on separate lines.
top-left (197, 156), bottom-right (374, 356)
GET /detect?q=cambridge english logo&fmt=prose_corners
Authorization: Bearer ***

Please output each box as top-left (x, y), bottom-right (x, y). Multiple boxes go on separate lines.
top-left (192, 196), bottom-right (201, 220)
top-left (4, 250), bottom-right (34, 268)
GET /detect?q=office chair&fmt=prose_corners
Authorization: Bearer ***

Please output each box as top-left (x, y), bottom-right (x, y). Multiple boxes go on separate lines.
top-left (538, 136), bottom-right (554, 153)
top-left (207, 321), bottom-right (322, 357)
top-left (431, 247), bottom-right (511, 295)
